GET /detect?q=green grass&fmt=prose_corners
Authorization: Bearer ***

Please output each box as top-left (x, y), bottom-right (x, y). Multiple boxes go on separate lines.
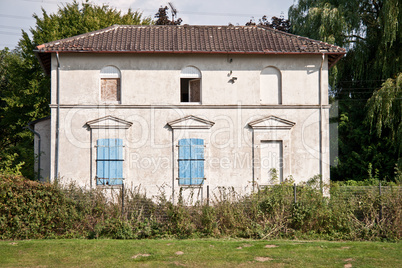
top-left (0, 239), bottom-right (401, 267)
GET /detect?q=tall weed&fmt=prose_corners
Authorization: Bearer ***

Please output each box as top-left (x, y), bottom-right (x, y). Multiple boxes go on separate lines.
top-left (1, 174), bottom-right (400, 241)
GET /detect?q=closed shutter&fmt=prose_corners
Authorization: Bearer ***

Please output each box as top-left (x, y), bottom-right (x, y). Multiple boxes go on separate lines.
top-left (178, 138), bottom-right (204, 186)
top-left (96, 139), bottom-right (123, 185)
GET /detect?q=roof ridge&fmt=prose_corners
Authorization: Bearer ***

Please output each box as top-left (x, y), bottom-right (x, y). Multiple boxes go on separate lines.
top-left (256, 25), bottom-right (345, 52)
top-left (36, 24), bottom-right (119, 50)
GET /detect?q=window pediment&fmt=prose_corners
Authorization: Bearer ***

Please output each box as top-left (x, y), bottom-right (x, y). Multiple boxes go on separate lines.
top-left (248, 116), bottom-right (295, 130)
top-left (168, 115), bottom-right (214, 129)
top-left (86, 115), bottom-right (132, 129)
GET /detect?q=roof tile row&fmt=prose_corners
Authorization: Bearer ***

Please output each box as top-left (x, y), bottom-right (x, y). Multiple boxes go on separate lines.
top-left (37, 25), bottom-right (345, 54)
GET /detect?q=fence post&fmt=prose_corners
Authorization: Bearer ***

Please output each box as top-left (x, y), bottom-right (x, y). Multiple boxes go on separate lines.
top-left (294, 183), bottom-right (297, 203)
top-left (379, 181), bottom-right (382, 221)
top-left (207, 185), bottom-right (210, 206)
top-left (121, 182), bottom-right (125, 217)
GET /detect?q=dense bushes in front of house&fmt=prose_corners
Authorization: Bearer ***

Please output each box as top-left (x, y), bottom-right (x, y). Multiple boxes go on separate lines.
top-left (1, 174), bottom-right (401, 241)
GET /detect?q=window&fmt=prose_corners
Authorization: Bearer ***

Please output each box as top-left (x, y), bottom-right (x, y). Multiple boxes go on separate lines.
top-left (260, 66), bottom-right (282, 105)
top-left (96, 138), bottom-right (123, 185)
top-left (178, 138), bottom-right (204, 185)
top-left (100, 66), bottom-right (121, 102)
top-left (180, 66), bottom-right (201, 102)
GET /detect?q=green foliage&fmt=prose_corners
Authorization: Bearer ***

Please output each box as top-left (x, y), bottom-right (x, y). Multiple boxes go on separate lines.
top-left (154, 6), bottom-right (182, 25)
top-left (367, 73), bottom-right (402, 159)
top-left (0, 153), bottom-right (24, 176)
top-left (31, 0), bottom-right (151, 45)
top-left (245, 15), bottom-right (290, 32)
top-left (1, 174), bottom-right (401, 241)
top-left (0, 174), bottom-right (82, 239)
top-left (289, 0), bottom-right (401, 182)
top-left (0, 1), bottom-right (151, 178)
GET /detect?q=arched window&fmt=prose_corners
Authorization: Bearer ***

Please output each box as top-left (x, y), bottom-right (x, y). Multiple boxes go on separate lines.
top-left (260, 66), bottom-right (282, 105)
top-left (100, 66), bottom-right (121, 103)
top-left (180, 66), bottom-right (201, 103)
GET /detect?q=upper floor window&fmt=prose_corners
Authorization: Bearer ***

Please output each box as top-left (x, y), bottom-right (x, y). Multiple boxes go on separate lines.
top-left (180, 66), bottom-right (201, 103)
top-left (100, 66), bottom-right (121, 103)
top-left (260, 66), bottom-right (282, 105)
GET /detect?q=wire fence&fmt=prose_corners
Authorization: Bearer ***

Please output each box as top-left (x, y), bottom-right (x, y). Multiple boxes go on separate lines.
top-left (118, 182), bottom-right (401, 223)
top-left (57, 181), bottom-right (402, 240)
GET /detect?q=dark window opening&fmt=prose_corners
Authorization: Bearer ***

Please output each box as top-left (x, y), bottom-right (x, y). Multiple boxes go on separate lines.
top-left (181, 78), bottom-right (200, 102)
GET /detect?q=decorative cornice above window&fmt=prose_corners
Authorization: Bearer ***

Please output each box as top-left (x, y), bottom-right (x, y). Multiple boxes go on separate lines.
top-left (248, 115), bottom-right (295, 130)
top-left (86, 115), bottom-right (133, 129)
top-left (168, 115), bottom-right (215, 129)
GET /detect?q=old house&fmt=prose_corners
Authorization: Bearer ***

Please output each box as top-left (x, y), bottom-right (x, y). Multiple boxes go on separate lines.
top-left (33, 25), bottom-right (345, 200)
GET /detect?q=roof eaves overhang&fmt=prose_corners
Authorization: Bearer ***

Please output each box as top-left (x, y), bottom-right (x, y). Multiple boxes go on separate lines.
top-left (35, 50), bottom-right (346, 74)
top-left (34, 50), bottom-right (51, 76)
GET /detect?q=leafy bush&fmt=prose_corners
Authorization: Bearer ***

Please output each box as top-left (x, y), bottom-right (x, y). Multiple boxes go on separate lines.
top-left (0, 174), bottom-right (81, 239)
top-left (0, 174), bottom-right (400, 241)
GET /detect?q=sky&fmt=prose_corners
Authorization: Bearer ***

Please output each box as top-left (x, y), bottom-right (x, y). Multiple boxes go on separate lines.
top-left (0, 0), bottom-right (296, 50)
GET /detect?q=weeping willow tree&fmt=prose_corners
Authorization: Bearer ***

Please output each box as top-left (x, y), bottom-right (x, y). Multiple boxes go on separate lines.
top-left (367, 73), bottom-right (402, 163)
top-left (289, 0), bottom-right (401, 182)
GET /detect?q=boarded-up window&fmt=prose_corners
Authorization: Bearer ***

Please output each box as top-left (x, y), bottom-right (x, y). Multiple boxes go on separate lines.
top-left (101, 78), bottom-right (121, 102)
top-left (100, 66), bottom-right (121, 103)
top-left (180, 66), bottom-right (201, 103)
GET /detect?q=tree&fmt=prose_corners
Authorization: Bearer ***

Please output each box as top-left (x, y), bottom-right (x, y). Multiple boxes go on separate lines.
top-left (155, 6), bottom-right (182, 25)
top-left (367, 73), bottom-right (402, 159)
top-left (0, 0), bottom-right (151, 178)
top-left (289, 0), bottom-right (401, 182)
top-left (246, 15), bottom-right (290, 32)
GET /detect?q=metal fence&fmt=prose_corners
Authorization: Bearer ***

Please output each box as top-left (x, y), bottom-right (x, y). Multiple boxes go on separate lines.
top-left (107, 182), bottom-right (402, 222)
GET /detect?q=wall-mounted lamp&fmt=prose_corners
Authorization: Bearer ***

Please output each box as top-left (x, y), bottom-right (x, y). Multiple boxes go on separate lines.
top-left (228, 77), bottom-right (237, 84)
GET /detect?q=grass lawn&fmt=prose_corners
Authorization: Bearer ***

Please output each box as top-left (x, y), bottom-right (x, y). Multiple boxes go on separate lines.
top-left (0, 239), bottom-right (400, 267)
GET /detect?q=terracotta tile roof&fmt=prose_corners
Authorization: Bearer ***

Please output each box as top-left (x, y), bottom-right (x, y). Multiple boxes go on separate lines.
top-left (35, 25), bottom-right (345, 74)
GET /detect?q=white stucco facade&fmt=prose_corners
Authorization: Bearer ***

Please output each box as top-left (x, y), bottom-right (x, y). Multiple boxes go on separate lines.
top-left (37, 52), bottom-right (331, 201)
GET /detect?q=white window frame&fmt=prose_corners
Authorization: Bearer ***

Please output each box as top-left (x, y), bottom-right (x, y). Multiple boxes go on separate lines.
top-left (180, 66), bottom-right (202, 104)
top-left (100, 65), bottom-right (121, 104)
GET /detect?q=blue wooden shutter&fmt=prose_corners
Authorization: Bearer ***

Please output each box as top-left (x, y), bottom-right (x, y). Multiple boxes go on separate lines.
top-left (96, 139), bottom-right (123, 185)
top-left (178, 139), bottom-right (191, 185)
top-left (96, 139), bottom-right (108, 185)
top-left (178, 138), bottom-right (204, 185)
top-left (191, 139), bottom-right (204, 185)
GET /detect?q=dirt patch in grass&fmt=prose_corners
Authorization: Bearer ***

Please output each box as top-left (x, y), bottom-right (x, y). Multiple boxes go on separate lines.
top-left (265, 245), bottom-right (278, 248)
top-left (255, 257), bottom-right (273, 262)
top-left (344, 264), bottom-right (353, 268)
top-left (131, 253), bottom-right (151, 259)
top-left (343, 258), bottom-right (354, 262)
top-left (175, 251), bottom-right (184, 255)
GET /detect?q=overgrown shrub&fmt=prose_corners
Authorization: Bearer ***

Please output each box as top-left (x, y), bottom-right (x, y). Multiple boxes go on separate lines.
top-left (0, 174), bottom-right (81, 239)
top-left (0, 174), bottom-right (400, 241)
